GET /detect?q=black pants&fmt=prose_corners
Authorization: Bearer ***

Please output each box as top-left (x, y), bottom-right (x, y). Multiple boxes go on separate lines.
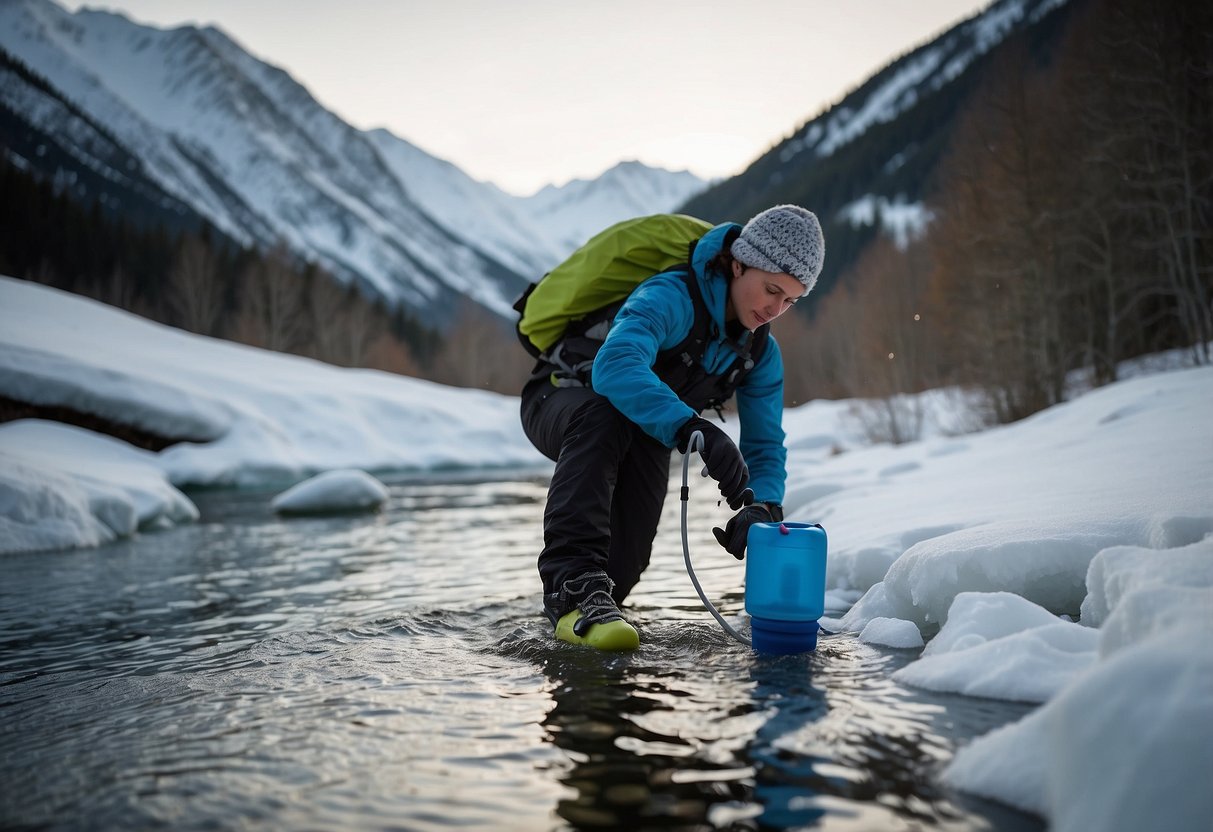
top-left (521, 376), bottom-right (671, 604)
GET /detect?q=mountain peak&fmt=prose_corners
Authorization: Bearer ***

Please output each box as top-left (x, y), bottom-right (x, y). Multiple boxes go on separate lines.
top-left (517, 162), bottom-right (707, 253)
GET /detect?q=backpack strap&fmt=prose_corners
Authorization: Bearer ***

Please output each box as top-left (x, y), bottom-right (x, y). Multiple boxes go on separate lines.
top-left (659, 270), bottom-right (771, 415)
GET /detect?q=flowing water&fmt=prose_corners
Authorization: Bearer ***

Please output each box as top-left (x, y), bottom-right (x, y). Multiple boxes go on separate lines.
top-left (0, 469), bottom-right (1042, 831)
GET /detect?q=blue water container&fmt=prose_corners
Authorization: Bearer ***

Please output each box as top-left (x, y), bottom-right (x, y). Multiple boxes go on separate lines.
top-left (745, 522), bottom-right (827, 654)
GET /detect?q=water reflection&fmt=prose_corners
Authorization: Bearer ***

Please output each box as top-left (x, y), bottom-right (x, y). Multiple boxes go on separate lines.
top-left (528, 625), bottom-right (1033, 832)
top-left (745, 656), bottom-right (830, 829)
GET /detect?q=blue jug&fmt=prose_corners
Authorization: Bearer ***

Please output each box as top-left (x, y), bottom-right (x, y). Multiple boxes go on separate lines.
top-left (745, 522), bottom-right (827, 654)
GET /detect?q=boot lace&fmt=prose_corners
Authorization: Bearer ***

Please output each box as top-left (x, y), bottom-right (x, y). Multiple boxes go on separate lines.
top-left (551, 571), bottom-right (623, 636)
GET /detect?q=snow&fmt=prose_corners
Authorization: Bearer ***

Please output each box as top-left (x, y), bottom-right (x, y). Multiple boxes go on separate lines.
top-left (2, 274), bottom-right (1211, 829)
top-left (0, 420), bottom-right (198, 554)
top-left (366, 127), bottom-right (563, 278)
top-left (785, 0), bottom-right (1051, 162)
top-left (798, 363), bottom-right (1213, 628)
top-left (515, 161), bottom-right (707, 255)
top-left (858, 617), bottom-right (923, 649)
top-left (271, 469), bottom-right (389, 516)
top-left (0, 275), bottom-right (546, 554)
top-left (884, 590), bottom-right (1103, 704)
top-left (817, 48), bottom-right (946, 157)
top-left (942, 628), bottom-right (1213, 832)
top-left (837, 194), bottom-right (934, 249)
top-left (935, 538), bottom-right (1213, 829)
top-left (1080, 539), bottom-right (1213, 630)
top-left (918, 591), bottom-right (1070, 655)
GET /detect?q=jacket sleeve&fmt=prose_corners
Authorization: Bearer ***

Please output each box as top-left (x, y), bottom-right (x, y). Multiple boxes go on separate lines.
top-left (736, 334), bottom-right (787, 504)
top-left (590, 275), bottom-right (698, 448)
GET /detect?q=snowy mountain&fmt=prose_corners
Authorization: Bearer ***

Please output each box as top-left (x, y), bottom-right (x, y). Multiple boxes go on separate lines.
top-left (0, 0), bottom-right (703, 324)
top-left (366, 137), bottom-right (708, 273)
top-left (778, 0), bottom-right (1069, 166)
top-left (0, 45), bottom-right (205, 234)
top-left (364, 127), bottom-right (564, 280)
top-left (683, 0), bottom-right (1076, 292)
top-left (514, 160), bottom-right (707, 254)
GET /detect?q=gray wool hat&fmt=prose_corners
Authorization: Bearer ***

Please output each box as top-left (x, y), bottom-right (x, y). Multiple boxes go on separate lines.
top-left (730, 204), bottom-right (825, 292)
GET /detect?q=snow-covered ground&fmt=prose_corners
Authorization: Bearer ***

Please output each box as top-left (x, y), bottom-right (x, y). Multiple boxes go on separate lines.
top-left (0, 276), bottom-right (547, 549)
top-left (2, 275), bottom-right (1211, 830)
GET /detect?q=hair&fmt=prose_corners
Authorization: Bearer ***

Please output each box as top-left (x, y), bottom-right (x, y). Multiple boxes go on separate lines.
top-left (707, 232), bottom-right (746, 282)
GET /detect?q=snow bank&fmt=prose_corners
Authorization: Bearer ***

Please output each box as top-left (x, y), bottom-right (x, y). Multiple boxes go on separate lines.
top-left (786, 365), bottom-right (1211, 829)
top-left (0, 420), bottom-right (198, 554)
top-left (271, 469), bottom-right (389, 515)
top-left (0, 277), bottom-right (546, 491)
top-left (937, 537), bottom-right (1213, 828)
top-left (918, 591), bottom-right (1063, 655)
top-left (791, 366), bottom-right (1213, 627)
top-left (942, 628), bottom-right (1213, 832)
top-left (892, 595), bottom-right (1098, 702)
top-left (0, 276), bottom-right (548, 554)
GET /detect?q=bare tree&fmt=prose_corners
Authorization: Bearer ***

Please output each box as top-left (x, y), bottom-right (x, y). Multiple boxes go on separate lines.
top-left (430, 298), bottom-right (533, 393)
top-left (234, 243), bottom-right (305, 353)
top-left (364, 330), bottom-right (422, 377)
top-left (1099, 0), bottom-right (1213, 362)
top-left (926, 41), bottom-right (1078, 423)
top-left (165, 233), bottom-right (225, 337)
top-left (773, 286), bottom-right (864, 404)
top-left (305, 269), bottom-right (353, 364)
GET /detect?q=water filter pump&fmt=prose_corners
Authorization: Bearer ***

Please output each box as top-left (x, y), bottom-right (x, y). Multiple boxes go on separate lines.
top-left (744, 521), bottom-right (827, 653)
top-left (681, 432), bottom-right (827, 654)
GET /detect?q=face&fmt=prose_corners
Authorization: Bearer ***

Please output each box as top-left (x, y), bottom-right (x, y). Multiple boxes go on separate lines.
top-left (727, 261), bottom-right (805, 330)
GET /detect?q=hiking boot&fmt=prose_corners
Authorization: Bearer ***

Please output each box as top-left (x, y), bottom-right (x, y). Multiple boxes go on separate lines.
top-left (543, 570), bottom-right (639, 651)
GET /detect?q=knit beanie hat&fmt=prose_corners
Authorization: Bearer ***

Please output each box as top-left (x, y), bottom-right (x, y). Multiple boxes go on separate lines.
top-left (730, 204), bottom-right (825, 292)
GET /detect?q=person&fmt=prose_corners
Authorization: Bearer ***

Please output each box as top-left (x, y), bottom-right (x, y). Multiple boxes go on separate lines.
top-left (519, 205), bottom-right (825, 650)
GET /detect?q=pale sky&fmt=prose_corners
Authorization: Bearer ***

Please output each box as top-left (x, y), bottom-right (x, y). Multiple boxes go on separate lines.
top-left (69, 0), bottom-right (988, 195)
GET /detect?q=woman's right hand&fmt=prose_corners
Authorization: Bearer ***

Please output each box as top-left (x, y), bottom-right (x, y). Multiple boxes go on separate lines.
top-left (676, 416), bottom-right (753, 509)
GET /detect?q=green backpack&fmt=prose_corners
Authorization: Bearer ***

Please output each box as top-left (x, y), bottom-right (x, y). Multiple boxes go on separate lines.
top-left (513, 213), bottom-right (714, 358)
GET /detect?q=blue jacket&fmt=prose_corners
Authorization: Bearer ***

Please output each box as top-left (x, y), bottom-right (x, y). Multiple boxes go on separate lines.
top-left (591, 222), bottom-right (788, 504)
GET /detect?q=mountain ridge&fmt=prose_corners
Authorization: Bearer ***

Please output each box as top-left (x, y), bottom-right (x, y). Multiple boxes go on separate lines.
top-left (680, 0), bottom-right (1075, 302)
top-left (0, 0), bottom-right (704, 325)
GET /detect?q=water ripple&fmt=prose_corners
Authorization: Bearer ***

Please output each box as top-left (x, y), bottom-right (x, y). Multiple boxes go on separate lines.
top-left (0, 471), bottom-right (1040, 831)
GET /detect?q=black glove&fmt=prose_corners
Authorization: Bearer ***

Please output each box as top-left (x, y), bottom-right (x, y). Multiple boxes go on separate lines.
top-left (713, 503), bottom-right (778, 560)
top-left (676, 416), bottom-right (752, 510)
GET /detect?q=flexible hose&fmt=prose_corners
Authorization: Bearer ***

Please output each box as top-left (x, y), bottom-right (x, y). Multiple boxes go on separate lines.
top-left (681, 430), bottom-right (751, 646)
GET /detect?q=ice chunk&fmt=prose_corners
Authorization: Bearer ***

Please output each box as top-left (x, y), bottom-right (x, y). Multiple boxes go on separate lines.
top-left (882, 523), bottom-right (1107, 627)
top-left (895, 592), bottom-right (1098, 702)
top-left (940, 707), bottom-right (1049, 816)
top-left (922, 591), bottom-right (1066, 656)
top-left (837, 581), bottom-right (911, 631)
top-left (894, 621), bottom-right (1096, 702)
top-left (823, 588), bottom-right (862, 615)
top-left (859, 617), bottom-right (923, 649)
top-left (271, 469), bottom-right (389, 515)
top-left (1081, 537), bottom-right (1213, 627)
top-left (1099, 585), bottom-right (1213, 658)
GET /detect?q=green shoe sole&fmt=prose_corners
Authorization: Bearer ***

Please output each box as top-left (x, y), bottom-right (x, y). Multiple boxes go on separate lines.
top-left (554, 610), bottom-right (639, 651)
